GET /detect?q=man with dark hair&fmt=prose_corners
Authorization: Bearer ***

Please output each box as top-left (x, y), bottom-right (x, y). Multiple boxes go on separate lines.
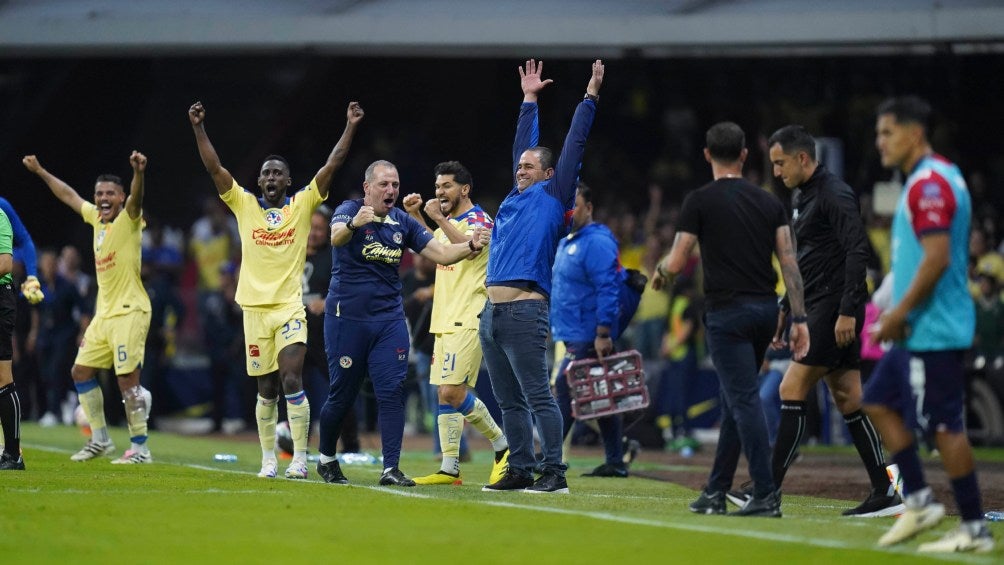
top-left (751, 124), bottom-right (902, 517)
top-left (189, 100), bottom-right (363, 480)
top-left (480, 59), bottom-right (604, 494)
top-left (401, 160), bottom-right (509, 486)
top-left (24, 152), bottom-right (153, 464)
top-left (551, 181), bottom-right (628, 477)
top-left (316, 159), bottom-right (491, 487)
top-left (652, 121), bottom-right (809, 517)
top-left (865, 96), bottom-right (994, 553)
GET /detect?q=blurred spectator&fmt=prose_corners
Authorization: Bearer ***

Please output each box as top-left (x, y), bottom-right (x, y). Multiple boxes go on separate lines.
top-left (969, 226), bottom-right (1004, 296)
top-left (973, 271), bottom-right (1004, 358)
top-left (656, 276), bottom-right (701, 454)
top-left (35, 249), bottom-right (89, 426)
top-left (141, 217), bottom-right (186, 416)
top-left (204, 261), bottom-right (251, 433)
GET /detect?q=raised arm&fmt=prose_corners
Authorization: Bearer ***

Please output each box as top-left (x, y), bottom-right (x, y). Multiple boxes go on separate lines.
top-left (125, 151), bottom-right (147, 220)
top-left (550, 60), bottom-right (603, 207)
top-left (401, 193), bottom-right (433, 233)
top-left (775, 225), bottom-right (809, 360)
top-left (423, 198), bottom-right (470, 245)
top-left (188, 102), bottom-right (235, 195)
top-left (314, 102), bottom-right (364, 199)
top-left (512, 59), bottom-right (549, 173)
top-left (22, 155), bottom-right (87, 214)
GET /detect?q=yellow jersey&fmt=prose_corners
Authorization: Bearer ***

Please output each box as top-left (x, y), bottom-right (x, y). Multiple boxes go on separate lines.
top-left (81, 202), bottom-right (151, 318)
top-left (221, 179), bottom-right (322, 309)
top-left (429, 205), bottom-right (491, 334)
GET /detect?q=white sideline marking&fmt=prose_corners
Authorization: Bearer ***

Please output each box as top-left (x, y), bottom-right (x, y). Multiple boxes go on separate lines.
top-left (18, 442), bottom-right (997, 563)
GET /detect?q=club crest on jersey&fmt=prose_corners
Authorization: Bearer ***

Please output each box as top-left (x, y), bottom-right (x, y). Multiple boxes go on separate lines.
top-left (96, 227), bottom-right (107, 251)
top-left (393, 232), bottom-right (403, 244)
top-left (264, 209), bottom-right (284, 229)
top-left (340, 356), bottom-right (353, 368)
top-left (251, 360), bottom-right (260, 370)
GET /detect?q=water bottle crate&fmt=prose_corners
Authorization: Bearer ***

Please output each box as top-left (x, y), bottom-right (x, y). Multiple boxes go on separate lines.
top-left (566, 349), bottom-right (649, 420)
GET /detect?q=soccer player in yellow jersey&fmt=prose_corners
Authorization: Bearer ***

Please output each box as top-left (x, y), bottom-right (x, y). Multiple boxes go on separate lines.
top-left (23, 152), bottom-right (155, 464)
top-left (189, 100), bottom-right (363, 479)
top-left (402, 161), bottom-right (509, 485)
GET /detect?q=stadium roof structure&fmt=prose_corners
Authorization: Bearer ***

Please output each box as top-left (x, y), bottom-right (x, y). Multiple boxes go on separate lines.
top-left (1, 0), bottom-right (1003, 57)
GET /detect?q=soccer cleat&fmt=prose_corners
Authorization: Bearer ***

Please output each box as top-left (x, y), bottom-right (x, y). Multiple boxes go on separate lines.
top-left (689, 489), bottom-right (726, 515)
top-left (878, 503), bottom-right (946, 546)
top-left (524, 473), bottom-right (569, 494)
top-left (317, 460), bottom-right (349, 484)
top-left (918, 526), bottom-right (995, 554)
top-left (482, 471), bottom-right (534, 492)
top-left (284, 457), bottom-right (308, 480)
top-left (257, 458), bottom-right (278, 478)
top-left (842, 489), bottom-right (905, 517)
top-left (70, 439), bottom-right (115, 462)
top-left (582, 463), bottom-right (628, 478)
top-left (414, 471), bottom-right (463, 486)
top-left (489, 447), bottom-right (510, 485)
top-left (729, 490), bottom-right (782, 518)
top-left (0, 451), bottom-right (25, 470)
top-left (726, 480), bottom-right (753, 507)
top-left (379, 467), bottom-right (416, 487)
top-left (111, 449), bottom-right (153, 464)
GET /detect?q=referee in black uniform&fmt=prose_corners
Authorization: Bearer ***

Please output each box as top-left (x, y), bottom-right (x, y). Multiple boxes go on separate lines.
top-left (653, 122), bottom-right (809, 517)
top-left (761, 125), bottom-right (902, 517)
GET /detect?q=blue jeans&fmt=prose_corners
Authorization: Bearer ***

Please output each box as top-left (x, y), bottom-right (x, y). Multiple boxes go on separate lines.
top-left (479, 300), bottom-right (566, 477)
top-left (554, 341), bottom-right (624, 467)
top-left (703, 298), bottom-right (777, 498)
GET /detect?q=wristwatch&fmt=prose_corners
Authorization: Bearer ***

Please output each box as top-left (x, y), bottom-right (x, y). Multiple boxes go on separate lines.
top-left (584, 92), bottom-right (599, 103)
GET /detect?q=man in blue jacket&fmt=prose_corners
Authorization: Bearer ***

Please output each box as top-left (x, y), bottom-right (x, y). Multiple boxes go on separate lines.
top-left (481, 59), bottom-right (603, 494)
top-left (551, 182), bottom-right (627, 477)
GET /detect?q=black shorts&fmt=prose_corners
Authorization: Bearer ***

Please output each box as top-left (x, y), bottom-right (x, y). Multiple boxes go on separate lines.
top-left (799, 296), bottom-right (864, 370)
top-left (0, 283), bottom-right (15, 361)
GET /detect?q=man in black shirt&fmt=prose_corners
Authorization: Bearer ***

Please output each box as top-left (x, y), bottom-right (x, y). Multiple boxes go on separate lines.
top-left (763, 125), bottom-right (902, 517)
top-left (653, 122), bottom-right (809, 517)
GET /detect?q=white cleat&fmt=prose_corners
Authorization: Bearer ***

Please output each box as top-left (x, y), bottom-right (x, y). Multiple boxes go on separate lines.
top-left (257, 459), bottom-right (278, 478)
top-left (70, 439), bottom-right (115, 462)
top-left (918, 526), bottom-right (995, 554)
top-left (111, 449), bottom-right (153, 464)
top-left (878, 503), bottom-right (945, 546)
top-left (284, 457), bottom-right (308, 480)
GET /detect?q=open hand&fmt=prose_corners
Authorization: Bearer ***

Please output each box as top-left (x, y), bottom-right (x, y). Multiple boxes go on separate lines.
top-left (519, 59), bottom-right (553, 96)
top-left (586, 59), bottom-right (604, 96)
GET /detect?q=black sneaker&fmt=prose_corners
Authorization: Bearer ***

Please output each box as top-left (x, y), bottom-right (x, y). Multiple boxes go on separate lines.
top-left (482, 471), bottom-right (534, 492)
top-left (842, 489), bottom-right (905, 517)
top-left (379, 467), bottom-right (416, 487)
top-left (525, 473), bottom-right (570, 494)
top-left (317, 460), bottom-right (349, 484)
top-left (0, 451), bottom-right (24, 471)
top-left (726, 480), bottom-right (753, 507)
top-left (582, 463), bottom-right (628, 478)
top-left (689, 489), bottom-right (726, 515)
top-left (729, 490), bottom-right (782, 518)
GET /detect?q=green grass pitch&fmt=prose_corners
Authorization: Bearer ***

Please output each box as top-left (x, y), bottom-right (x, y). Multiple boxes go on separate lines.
top-left (1, 424), bottom-right (1000, 564)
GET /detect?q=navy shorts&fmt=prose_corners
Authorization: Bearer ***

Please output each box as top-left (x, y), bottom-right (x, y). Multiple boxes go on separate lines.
top-left (0, 283), bottom-right (15, 361)
top-left (862, 346), bottom-right (966, 434)
top-left (799, 296), bottom-right (863, 370)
